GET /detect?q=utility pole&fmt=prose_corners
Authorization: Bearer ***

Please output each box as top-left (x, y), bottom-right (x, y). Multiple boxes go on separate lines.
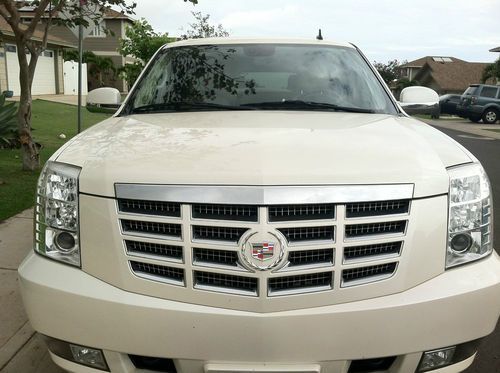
top-left (77, 0), bottom-right (87, 134)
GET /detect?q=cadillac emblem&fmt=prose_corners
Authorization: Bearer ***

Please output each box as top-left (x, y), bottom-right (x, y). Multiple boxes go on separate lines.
top-left (252, 242), bottom-right (275, 261)
top-left (239, 231), bottom-right (285, 271)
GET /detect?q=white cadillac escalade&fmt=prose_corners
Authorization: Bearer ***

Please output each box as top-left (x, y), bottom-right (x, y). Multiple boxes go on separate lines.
top-left (19, 38), bottom-right (500, 373)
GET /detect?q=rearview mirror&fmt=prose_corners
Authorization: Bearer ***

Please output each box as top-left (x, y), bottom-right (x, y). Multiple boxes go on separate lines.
top-left (86, 87), bottom-right (122, 114)
top-left (399, 86), bottom-right (439, 117)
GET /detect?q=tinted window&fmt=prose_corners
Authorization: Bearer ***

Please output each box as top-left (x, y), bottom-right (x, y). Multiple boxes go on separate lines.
top-left (127, 44), bottom-right (397, 115)
top-left (464, 86), bottom-right (478, 95)
top-left (480, 87), bottom-right (499, 98)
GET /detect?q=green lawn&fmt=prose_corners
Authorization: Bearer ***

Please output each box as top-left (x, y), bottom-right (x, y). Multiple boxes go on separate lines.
top-left (485, 128), bottom-right (500, 133)
top-left (0, 100), bottom-right (110, 222)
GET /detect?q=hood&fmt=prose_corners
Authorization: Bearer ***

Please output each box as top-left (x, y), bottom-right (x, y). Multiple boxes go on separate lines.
top-left (56, 111), bottom-right (472, 198)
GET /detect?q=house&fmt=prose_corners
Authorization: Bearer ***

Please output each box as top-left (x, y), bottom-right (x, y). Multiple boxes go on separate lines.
top-left (0, 17), bottom-right (76, 96)
top-left (399, 56), bottom-right (493, 95)
top-left (18, 8), bottom-right (135, 93)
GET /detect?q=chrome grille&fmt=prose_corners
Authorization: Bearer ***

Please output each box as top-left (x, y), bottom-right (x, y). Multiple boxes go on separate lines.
top-left (193, 248), bottom-right (239, 267)
top-left (118, 199), bottom-right (181, 217)
top-left (288, 249), bottom-right (334, 267)
top-left (193, 204), bottom-right (258, 222)
top-left (278, 226), bottom-right (334, 243)
top-left (345, 221), bottom-right (406, 238)
top-left (269, 272), bottom-right (333, 295)
top-left (130, 261), bottom-right (184, 284)
top-left (193, 225), bottom-right (248, 242)
top-left (126, 240), bottom-right (183, 260)
top-left (194, 271), bottom-right (258, 295)
top-left (116, 194), bottom-right (412, 299)
top-left (121, 220), bottom-right (182, 238)
top-left (344, 242), bottom-right (402, 263)
top-left (269, 204), bottom-right (335, 222)
top-left (342, 262), bottom-right (397, 287)
top-left (346, 200), bottom-right (410, 218)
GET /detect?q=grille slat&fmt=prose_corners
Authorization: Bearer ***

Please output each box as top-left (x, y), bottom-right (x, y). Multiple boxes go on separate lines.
top-left (193, 204), bottom-right (258, 222)
top-left (269, 204), bottom-right (335, 222)
top-left (193, 225), bottom-right (248, 242)
top-left (288, 249), bottom-right (334, 267)
top-left (269, 272), bottom-right (332, 295)
top-left (118, 199), bottom-right (181, 217)
top-left (193, 248), bottom-right (239, 267)
top-left (278, 226), bottom-right (334, 243)
top-left (345, 221), bottom-right (406, 238)
top-left (346, 200), bottom-right (410, 218)
top-left (130, 261), bottom-right (184, 284)
top-left (194, 271), bottom-right (258, 294)
top-left (126, 240), bottom-right (183, 260)
top-left (122, 219), bottom-right (182, 238)
top-left (344, 242), bottom-right (402, 262)
top-left (342, 263), bottom-right (397, 286)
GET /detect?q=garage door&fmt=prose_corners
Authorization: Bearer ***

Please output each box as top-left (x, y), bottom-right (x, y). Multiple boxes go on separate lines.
top-left (6, 44), bottom-right (56, 96)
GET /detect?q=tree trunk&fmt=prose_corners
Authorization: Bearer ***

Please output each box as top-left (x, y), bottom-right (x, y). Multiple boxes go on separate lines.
top-left (16, 40), bottom-right (41, 171)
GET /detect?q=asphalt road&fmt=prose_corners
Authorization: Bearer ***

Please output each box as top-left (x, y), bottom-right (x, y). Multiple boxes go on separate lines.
top-left (430, 124), bottom-right (500, 373)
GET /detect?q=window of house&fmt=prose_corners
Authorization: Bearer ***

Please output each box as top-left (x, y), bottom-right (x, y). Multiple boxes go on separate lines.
top-left (89, 20), bottom-right (106, 37)
top-left (43, 50), bottom-right (54, 58)
top-left (5, 45), bottom-right (16, 53)
top-left (480, 86), bottom-right (499, 98)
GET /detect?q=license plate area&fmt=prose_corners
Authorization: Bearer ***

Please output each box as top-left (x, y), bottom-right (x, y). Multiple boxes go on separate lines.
top-left (204, 363), bottom-right (321, 373)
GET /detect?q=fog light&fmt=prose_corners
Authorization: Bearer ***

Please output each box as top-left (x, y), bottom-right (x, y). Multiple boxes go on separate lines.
top-left (55, 231), bottom-right (77, 252)
top-left (70, 344), bottom-right (108, 370)
top-left (418, 347), bottom-right (456, 372)
top-left (450, 233), bottom-right (473, 254)
top-left (41, 335), bottom-right (109, 371)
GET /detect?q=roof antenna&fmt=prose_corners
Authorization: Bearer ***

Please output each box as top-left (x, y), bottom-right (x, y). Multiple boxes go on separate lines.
top-left (316, 29), bottom-right (323, 41)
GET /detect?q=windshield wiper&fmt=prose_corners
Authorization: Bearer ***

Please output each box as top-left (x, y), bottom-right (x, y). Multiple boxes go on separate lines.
top-left (241, 100), bottom-right (376, 113)
top-left (131, 102), bottom-right (256, 114)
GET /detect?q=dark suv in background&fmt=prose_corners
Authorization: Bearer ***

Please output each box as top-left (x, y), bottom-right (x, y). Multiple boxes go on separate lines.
top-left (457, 84), bottom-right (500, 124)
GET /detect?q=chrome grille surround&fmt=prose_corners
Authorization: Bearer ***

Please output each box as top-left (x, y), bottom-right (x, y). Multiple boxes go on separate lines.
top-left (115, 184), bottom-right (414, 301)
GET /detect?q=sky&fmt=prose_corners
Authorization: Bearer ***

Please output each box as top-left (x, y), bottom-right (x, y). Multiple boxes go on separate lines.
top-left (132, 0), bottom-right (500, 64)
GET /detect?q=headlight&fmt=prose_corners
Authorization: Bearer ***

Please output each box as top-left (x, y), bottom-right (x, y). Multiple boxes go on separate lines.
top-left (447, 163), bottom-right (493, 268)
top-left (35, 162), bottom-right (82, 267)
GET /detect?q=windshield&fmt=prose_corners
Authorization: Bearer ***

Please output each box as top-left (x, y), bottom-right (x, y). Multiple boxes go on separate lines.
top-left (123, 43), bottom-right (397, 115)
top-left (464, 86), bottom-right (478, 96)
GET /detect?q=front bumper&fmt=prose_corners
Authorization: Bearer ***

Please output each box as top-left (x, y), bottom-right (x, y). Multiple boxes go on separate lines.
top-left (19, 252), bottom-right (500, 373)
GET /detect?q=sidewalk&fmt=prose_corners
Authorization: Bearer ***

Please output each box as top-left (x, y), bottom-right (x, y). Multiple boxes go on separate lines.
top-left (0, 209), bottom-right (64, 372)
top-left (9, 95), bottom-right (87, 107)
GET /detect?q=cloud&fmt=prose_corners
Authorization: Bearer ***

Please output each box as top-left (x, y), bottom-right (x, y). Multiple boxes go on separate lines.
top-left (132, 0), bottom-right (500, 63)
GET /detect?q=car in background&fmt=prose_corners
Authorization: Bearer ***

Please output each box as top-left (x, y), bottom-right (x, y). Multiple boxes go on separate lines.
top-left (439, 94), bottom-right (462, 116)
top-left (457, 84), bottom-right (500, 124)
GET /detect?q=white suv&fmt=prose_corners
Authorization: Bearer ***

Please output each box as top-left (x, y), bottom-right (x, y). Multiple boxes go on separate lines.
top-left (19, 38), bottom-right (500, 373)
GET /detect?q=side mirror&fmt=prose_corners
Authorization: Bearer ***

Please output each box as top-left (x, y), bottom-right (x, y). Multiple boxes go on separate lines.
top-left (399, 86), bottom-right (439, 116)
top-left (86, 87), bottom-right (122, 114)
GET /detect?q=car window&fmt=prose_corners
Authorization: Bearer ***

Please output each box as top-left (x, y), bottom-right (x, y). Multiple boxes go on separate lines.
top-left (480, 86), bottom-right (499, 98)
top-left (126, 44), bottom-right (397, 115)
top-left (463, 86), bottom-right (478, 95)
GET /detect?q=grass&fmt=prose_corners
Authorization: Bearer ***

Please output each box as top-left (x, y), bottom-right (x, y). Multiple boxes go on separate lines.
top-left (0, 100), bottom-right (110, 222)
top-left (485, 128), bottom-right (500, 133)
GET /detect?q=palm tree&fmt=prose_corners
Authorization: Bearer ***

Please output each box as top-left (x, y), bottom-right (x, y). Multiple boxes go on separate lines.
top-left (87, 54), bottom-right (116, 87)
top-left (482, 59), bottom-right (500, 84)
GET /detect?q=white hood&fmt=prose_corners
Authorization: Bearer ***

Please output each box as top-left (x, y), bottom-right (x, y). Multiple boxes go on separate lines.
top-left (55, 111), bottom-right (472, 198)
